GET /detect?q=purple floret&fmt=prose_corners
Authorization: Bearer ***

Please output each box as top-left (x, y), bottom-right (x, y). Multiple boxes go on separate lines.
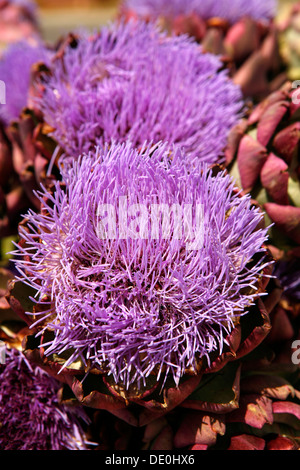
top-left (14, 141), bottom-right (270, 388)
top-left (0, 41), bottom-right (51, 126)
top-left (37, 20), bottom-right (243, 165)
top-left (122, 0), bottom-right (277, 23)
top-left (0, 347), bottom-right (90, 450)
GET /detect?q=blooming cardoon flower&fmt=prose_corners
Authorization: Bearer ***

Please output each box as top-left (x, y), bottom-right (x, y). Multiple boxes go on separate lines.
top-left (36, 20), bottom-right (243, 165)
top-left (0, 41), bottom-right (51, 126)
top-left (13, 141), bottom-right (270, 389)
top-left (120, 1), bottom-right (285, 102)
top-left (0, 346), bottom-right (90, 450)
top-left (121, 0), bottom-right (277, 24)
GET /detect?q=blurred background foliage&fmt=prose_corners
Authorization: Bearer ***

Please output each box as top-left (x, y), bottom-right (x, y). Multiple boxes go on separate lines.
top-left (35, 0), bottom-right (299, 42)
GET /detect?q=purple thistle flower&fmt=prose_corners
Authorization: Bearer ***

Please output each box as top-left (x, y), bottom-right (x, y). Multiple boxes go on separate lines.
top-left (0, 346), bottom-right (90, 450)
top-left (0, 41), bottom-right (51, 126)
top-left (122, 0), bottom-right (277, 23)
top-left (13, 141), bottom-right (270, 388)
top-left (37, 20), bottom-right (243, 165)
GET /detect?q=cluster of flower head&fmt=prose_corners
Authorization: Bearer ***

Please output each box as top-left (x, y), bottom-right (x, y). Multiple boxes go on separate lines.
top-left (0, 347), bottom-right (89, 450)
top-left (0, 41), bottom-right (51, 126)
top-left (14, 141), bottom-right (270, 388)
top-left (121, 0), bottom-right (277, 23)
top-left (37, 20), bottom-right (242, 165)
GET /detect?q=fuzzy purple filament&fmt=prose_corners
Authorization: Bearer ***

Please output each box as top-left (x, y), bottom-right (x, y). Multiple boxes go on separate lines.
top-left (0, 41), bottom-right (51, 126)
top-left (37, 20), bottom-right (243, 165)
top-left (0, 347), bottom-right (90, 450)
top-left (14, 141), bottom-right (270, 388)
top-left (122, 0), bottom-right (277, 23)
